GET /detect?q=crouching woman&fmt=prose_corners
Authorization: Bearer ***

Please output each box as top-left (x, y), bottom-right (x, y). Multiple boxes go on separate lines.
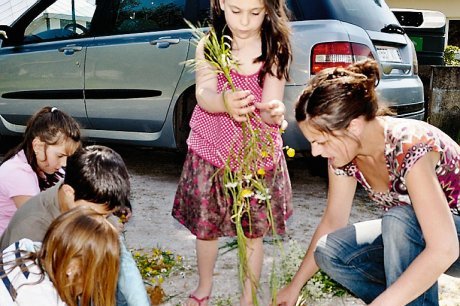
top-left (276, 59), bottom-right (460, 306)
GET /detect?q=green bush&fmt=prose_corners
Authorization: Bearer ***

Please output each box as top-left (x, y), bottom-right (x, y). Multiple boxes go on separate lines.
top-left (444, 45), bottom-right (460, 66)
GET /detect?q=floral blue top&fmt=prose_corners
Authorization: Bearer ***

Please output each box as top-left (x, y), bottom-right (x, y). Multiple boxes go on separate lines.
top-left (334, 116), bottom-right (460, 215)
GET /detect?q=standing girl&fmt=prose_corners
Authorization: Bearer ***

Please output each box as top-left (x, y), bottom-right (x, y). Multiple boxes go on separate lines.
top-left (0, 106), bottom-right (80, 234)
top-left (172, 0), bottom-right (293, 305)
top-left (276, 59), bottom-right (460, 306)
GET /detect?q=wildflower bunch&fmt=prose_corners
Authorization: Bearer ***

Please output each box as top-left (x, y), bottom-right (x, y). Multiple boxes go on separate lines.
top-left (132, 247), bottom-right (184, 285)
top-left (185, 21), bottom-right (294, 305)
top-left (132, 247), bottom-right (186, 304)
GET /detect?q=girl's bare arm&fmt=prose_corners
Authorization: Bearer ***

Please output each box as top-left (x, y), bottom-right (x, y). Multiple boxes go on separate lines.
top-left (194, 38), bottom-right (254, 121)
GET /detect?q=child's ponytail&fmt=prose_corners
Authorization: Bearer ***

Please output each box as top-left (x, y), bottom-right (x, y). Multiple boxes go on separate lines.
top-left (2, 106), bottom-right (81, 190)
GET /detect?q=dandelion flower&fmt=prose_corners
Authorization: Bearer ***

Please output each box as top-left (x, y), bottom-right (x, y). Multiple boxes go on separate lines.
top-left (287, 148), bottom-right (296, 158)
top-left (240, 189), bottom-right (254, 198)
top-left (261, 151), bottom-right (268, 158)
top-left (257, 168), bottom-right (266, 176)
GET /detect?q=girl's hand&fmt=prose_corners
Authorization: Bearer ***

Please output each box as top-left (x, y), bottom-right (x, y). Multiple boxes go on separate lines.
top-left (255, 99), bottom-right (286, 126)
top-left (222, 89), bottom-right (255, 122)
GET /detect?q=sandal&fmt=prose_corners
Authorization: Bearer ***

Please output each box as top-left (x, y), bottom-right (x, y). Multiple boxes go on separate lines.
top-left (188, 294), bottom-right (210, 306)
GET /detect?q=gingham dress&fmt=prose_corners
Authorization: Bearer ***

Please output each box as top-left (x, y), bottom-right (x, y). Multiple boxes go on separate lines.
top-left (173, 69), bottom-right (293, 239)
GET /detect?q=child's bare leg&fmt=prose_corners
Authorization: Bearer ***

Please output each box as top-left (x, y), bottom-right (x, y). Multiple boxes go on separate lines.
top-left (240, 237), bottom-right (264, 306)
top-left (186, 238), bottom-right (218, 306)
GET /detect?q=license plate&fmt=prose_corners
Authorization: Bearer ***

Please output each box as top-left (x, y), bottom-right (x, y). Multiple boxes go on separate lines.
top-left (376, 47), bottom-right (402, 63)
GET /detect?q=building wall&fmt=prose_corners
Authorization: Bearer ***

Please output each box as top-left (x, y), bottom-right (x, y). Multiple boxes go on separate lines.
top-left (387, 0), bottom-right (460, 46)
top-left (386, 0), bottom-right (460, 19)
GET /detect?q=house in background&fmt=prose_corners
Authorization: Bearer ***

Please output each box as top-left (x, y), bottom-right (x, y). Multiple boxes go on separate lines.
top-left (387, 0), bottom-right (460, 46)
top-left (0, 0), bottom-right (94, 34)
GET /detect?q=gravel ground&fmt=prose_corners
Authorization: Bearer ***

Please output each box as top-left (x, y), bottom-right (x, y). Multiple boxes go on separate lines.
top-left (114, 146), bottom-right (460, 306)
top-left (1, 141), bottom-right (457, 305)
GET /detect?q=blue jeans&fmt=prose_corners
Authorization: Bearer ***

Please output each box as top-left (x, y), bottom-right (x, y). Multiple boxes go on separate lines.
top-left (314, 205), bottom-right (460, 305)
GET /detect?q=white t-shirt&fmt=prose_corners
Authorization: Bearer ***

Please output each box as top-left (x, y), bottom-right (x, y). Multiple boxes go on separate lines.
top-left (0, 239), bottom-right (66, 306)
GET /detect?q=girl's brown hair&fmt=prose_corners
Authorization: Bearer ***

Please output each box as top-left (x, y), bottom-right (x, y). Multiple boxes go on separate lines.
top-left (295, 59), bottom-right (393, 133)
top-left (210, 0), bottom-right (292, 85)
top-left (2, 106), bottom-right (81, 190)
top-left (40, 207), bottom-right (120, 306)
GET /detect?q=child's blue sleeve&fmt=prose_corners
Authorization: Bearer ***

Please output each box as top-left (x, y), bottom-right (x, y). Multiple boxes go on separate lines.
top-left (117, 237), bottom-right (151, 306)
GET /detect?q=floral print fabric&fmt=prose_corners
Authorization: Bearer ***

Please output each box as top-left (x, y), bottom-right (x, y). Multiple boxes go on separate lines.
top-left (334, 116), bottom-right (460, 214)
top-left (172, 150), bottom-right (293, 239)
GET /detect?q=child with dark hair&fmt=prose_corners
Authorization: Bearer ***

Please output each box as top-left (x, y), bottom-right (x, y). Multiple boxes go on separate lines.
top-left (0, 145), bottom-right (149, 306)
top-left (276, 59), bottom-right (460, 306)
top-left (0, 106), bottom-right (81, 234)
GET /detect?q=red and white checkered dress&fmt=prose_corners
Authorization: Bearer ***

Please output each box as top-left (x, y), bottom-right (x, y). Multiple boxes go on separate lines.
top-left (173, 69), bottom-right (293, 239)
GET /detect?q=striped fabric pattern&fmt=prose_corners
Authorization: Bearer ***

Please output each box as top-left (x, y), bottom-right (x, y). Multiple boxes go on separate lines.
top-left (0, 239), bottom-right (65, 306)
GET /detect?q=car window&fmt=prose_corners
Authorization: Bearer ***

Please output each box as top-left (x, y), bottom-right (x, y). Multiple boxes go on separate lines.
top-left (22, 0), bottom-right (95, 44)
top-left (295, 0), bottom-right (400, 32)
top-left (112, 0), bottom-right (187, 34)
top-left (0, 0), bottom-right (39, 26)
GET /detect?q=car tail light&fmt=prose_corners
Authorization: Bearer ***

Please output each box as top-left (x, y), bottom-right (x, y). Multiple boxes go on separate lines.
top-left (311, 42), bottom-right (374, 74)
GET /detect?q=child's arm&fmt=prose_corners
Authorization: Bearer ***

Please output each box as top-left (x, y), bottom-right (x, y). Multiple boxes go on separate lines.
top-left (255, 67), bottom-right (287, 126)
top-left (195, 38), bottom-right (254, 122)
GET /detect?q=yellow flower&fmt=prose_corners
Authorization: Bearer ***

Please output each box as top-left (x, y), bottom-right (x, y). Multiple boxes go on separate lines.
top-left (261, 151), bottom-right (268, 158)
top-left (257, 168), bottom-right (266, 176)
top-left (287, 148), bottom-right (296, 158)
top-left (240, 189), bottom-right (253, 198)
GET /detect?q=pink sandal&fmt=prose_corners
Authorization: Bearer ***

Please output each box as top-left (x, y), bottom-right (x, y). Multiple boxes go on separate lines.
top-left (188, 294), bottom-right (210, 306)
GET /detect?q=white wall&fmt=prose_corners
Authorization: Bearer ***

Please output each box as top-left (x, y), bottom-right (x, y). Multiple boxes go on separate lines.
top-left (386, 0), bottom-right (460, 19)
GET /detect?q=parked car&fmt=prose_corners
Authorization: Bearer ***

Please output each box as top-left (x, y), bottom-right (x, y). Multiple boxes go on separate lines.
top-left (0, 0), bottom-right (424, 152)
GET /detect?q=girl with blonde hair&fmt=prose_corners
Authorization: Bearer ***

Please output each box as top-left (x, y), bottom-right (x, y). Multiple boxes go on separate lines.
top-left (0, 206), bottom-right (120, 306)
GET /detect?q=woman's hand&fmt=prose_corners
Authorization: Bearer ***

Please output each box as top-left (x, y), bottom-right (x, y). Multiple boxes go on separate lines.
top-left (255, 99), bottom-right (286, 126)
top-left (222, 89), bottom-right (256, 122)
top-left (271, 284), bottom-right (300, 306)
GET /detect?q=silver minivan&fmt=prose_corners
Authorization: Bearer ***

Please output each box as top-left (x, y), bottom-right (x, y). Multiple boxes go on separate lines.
top-left (0, 0), bottom-right (424, 152)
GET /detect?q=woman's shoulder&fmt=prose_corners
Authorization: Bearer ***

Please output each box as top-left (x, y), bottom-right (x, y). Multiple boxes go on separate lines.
top-left (383, 116), bottom-right (447, 145)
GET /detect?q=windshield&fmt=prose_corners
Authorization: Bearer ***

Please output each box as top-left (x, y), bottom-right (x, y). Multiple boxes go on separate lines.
top-left (294, 0), bottom-right (400, 32)
top-left (0, 0), bottom-right (40, 26)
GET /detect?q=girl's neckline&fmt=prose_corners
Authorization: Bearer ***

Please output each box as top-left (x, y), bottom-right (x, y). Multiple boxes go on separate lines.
top-left (231, 63), bottom-right (263, 77)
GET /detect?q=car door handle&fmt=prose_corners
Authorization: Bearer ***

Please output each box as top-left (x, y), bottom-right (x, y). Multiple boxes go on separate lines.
top-left (149, 38), bottom-right (180, 48)
top-left (58, 45), bottom-right (83, 55)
